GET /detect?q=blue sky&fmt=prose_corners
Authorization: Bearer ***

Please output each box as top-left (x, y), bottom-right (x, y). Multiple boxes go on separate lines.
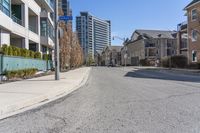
top-left (70, 0), bottom-right (191, 46)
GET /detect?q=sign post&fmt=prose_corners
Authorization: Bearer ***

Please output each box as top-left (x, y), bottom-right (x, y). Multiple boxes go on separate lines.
top-left (54, 0), bottom-right (60, 80)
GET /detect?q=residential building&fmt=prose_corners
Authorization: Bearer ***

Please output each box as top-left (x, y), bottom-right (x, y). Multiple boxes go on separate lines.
top-left (76, 12), bottom-right (111, 60)
top-left (0, 0), bottom-right (55, 54)
top-left (101, 46), bottom-right (122, 66)
top-left (36, 0), bottom-right (55, 54)
top-left (184, 0), bottom-right (200, 63)
top-left (177, 21), bottom-right (188, 57)
top-left (121, 30), bottom-right (177, 66)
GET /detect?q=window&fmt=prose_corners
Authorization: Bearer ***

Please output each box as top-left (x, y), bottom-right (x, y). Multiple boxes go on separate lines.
top-left (41, 19), bottom-right (48, 37)
top-left (192, 50), bottom-right (197, 62)
top-left (191, 9), bottom-right (198, 21)
top-left (1, 0), bottom-right (10, 16)
top-left (192, 30), bottom-right (198, 42)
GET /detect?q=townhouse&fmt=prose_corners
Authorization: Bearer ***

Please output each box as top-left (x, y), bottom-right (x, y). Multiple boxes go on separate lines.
top-left (101, 46), bottom-right (122, 66)
top-left (0, 0), bottom-right (55, 54)
top-left (121, 30), bottom-right (177, 66)
top-left (176, 21), bottom-right (188, 57)
top-left (184, 0), bottom-right (200, 64)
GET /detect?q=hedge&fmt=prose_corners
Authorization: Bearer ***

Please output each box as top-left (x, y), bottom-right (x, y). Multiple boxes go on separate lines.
top-left (139, 59), bottom-right (150, 66)
top-left (0, 45), bottom-right (51, 60)
top-left (161, 55), bottom-right (188, 68)
top-left (5, 68), bottom-right (38, 79)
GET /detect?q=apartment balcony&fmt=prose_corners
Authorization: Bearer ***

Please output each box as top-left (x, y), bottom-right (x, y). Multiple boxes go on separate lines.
top-left (40, 11), bottom-right (54, 26)
top-left (177, 21), bottom-right (187, 31)
top-left (12, 15), bottom-right (22, 25)
top-left (0, 9), bottom-right (12, 31)
top-left (41, 36), bottom-right (54, 48)
top-left (35, 0), bottom-right (54, 13)
top-left (29, 8), bottom-right (39, 34)
top-left (12, 22), bottom-right (26, 37)
top-left (28, 30), bottom-right (40, 44)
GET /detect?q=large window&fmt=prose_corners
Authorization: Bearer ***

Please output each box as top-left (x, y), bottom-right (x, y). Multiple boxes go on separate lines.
top-left (191, 9), bottom-right (198, 21)
top-left (1, 0), bottom-right (10, 16)
top-left (192, 30), bottom-right (198, 42)
top-left (40, 19), bottom-right (54, 40)
top-left (192, 50), bottom-right (197, 62)
top-left (41, 19), bottom-right (48, 37)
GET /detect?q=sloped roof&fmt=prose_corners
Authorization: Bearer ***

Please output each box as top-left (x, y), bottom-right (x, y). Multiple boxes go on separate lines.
top-left (108, 46), bottom-right (123, 52)
top-left (184, 0), bottom-right (200, 10)
top-left (135, 29), bottom-right (176, 39)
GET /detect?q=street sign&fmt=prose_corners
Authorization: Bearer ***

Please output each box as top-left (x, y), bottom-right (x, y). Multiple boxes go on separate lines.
top-left (59, 16), bottom-right (73, 21)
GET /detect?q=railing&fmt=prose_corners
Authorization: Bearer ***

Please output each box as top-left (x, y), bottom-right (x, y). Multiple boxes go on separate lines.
top-left (180, 42), bottom-right (188, 49)
top-left (45, 0), bottom-right (54, 9)
top-left (0, 3), bottom-right (2, 11)
top-left (0, 3), bottom-right (10, 17)
top-left (12, 15), bottom-right (22, 25)
top-left (177, 21), bottom-right (187, 31)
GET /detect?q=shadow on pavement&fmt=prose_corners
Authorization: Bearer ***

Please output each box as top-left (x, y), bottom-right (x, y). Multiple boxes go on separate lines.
top-left (124, 69), bottom-right (200, 83)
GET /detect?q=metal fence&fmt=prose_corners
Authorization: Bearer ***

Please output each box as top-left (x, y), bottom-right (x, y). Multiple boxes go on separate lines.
top-left (0, 54), bottom-right (53, 74)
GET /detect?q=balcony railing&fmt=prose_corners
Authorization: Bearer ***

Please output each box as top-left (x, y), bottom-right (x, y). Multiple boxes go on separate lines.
top-left (180, 43), bottom-right (188, 49)
top-left (0, 3), bottom-right (10, 17)
top-left (45, 0), bottom-right (54, 9)
top-left (12, 15), bottom-right (22, 25)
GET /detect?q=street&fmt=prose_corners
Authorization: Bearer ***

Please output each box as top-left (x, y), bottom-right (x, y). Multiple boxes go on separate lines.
top-left (1, 67), bottom-right (200, 133)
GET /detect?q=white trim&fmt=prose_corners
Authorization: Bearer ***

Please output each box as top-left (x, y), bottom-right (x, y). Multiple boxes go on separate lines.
top-left (191, 29), bottom-right (198, 42)
top-left (185, 1), bottom-right (200, 10)
top-left (192, 50), bottom-right (197, 62)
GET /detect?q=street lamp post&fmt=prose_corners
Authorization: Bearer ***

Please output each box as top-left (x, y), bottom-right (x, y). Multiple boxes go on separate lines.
top-left (54, 0), bottom-right (60, 80)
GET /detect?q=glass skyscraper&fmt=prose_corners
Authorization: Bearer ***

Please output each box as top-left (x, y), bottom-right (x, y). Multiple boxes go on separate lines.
top-left (76, 12), bottom-right (111, 59)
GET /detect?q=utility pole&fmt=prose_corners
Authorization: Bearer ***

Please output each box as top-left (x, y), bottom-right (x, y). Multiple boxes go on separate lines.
top-left (54, 0), bottom-right (60, 80)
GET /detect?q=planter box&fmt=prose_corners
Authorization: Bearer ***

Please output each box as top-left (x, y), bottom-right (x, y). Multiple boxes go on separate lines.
top-left (0, 55), bottom-right (53, 74)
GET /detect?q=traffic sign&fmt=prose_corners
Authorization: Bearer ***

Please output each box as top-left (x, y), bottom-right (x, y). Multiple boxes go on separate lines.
top-left (59, 16), bottom-right (73, 21)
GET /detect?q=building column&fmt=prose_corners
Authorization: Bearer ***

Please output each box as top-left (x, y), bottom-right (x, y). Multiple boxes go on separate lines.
top-left (38, 14), bottom-right (41, 52)
top-left (23, 38), bottom-right (29, 49)
top-left (24, 4), bottom-right (29, 30)
top-left (0, 29), bottom-right (10, 46)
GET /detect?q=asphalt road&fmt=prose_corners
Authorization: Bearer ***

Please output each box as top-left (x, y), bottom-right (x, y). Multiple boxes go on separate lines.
top-left (1, 67), bottom-right (200, 133)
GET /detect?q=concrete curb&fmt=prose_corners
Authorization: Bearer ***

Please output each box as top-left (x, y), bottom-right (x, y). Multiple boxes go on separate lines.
top-left (0, 67), bottom-right (91, 120)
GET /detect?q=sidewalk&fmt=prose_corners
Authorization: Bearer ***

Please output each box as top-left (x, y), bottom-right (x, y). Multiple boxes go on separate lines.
top-left (133, 66), bottom-right (200, 75)
top-left (0, 67), bottom-right (91, 120)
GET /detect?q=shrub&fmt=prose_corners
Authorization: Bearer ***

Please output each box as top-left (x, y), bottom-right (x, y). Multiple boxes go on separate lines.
top-left (161, 55), bottom-right (188, 68)
top-left (1, 44), bottom-right (49, 60)
top-left (140, 59), bottom-right (150, 66)
top-left (161, 57), bottom-right (169, 67)
top-left (1, 45), bottom-right (9, 55)
top-left (11, 46), bottom-right (17, 56)
top-left (8, 46), bottom-right (13, 56)
top-left (189, 62), bottom-right (200, 69)
top-left (5, 68), bottom-right (38, 79)
top-left (171, 55), bottom-right (188, 68)
top-left (20, 48), bottom-right (29, 57)
top-left (34, 52), bottom-right (42, 59)
top-left (29, 50), bottom-right (35, 58)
